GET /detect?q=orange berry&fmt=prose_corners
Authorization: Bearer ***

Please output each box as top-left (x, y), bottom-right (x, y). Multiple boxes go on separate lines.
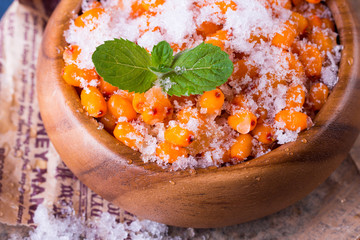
top-left (164, 125), bottom-right (195, 147)
top-left (138, 87), bottom-right (172, 125)
top-left (99, 78), bottom-right (118, 96)
top-left (228, 109), bottom-right (257, 134)
top-left (290, 12), bottom-right (308, 35)
top-left (215, 0), bottom-right (237, 14)
top-left (286, 85), bottom-right (306, 110)
top-left (197, 21), bottom-right (222, 38)
top-left (231, 60), bottom-right (258, 81)
top-left (309, 30), bottom-right (334, 53)
top-left (74, 8), bottom-right (105, 28)
top-left (62, 64), bottom-right (99, 87)
top-left (272, 21), bottom-right (297, 50)
top-left (309, 82), bottom-right (329, 111)
top-left (251, 123), bottom-right (275, 145)
top-left (63, 45), bottom-right (81, 64)
top-left (141, 105), bottom-right (167, 125)
top-left (132, 93), bottom-right (147, 113)
top-left (205, 30), bottom-right (229, 51)
top-left (321, 18), bottom-right (335, 31)
top-left (99, 112), bottom-right (117, 133)
top-left (299, 44), bottom-right (322, 77)
top-left (306, 0), bottom-right (321, 4)
top-left (230, 134), bottom-right (253, 161)
top-left (113, 122), bottom-right (144, 150)
top-left (130, 0), bottom-right (165, 18)
top-left (275, 110), bottom-right (308, 131)
top-left (286, 53), bottom-right (306, 80)
top-left (108, 94), bottom-right (137, 121)
top-left (80, 87), bottom-right (107, 118)
top-left (199, 89), bottom-right (225, 114)
top-left (307, 15), bottom-right (323, 33)
top-left (156, 142), bottom-right (188, 163)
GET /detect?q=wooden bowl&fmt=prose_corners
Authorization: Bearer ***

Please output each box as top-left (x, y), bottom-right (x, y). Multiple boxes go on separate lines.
top-left (37, 0), bottom-right (360, 228)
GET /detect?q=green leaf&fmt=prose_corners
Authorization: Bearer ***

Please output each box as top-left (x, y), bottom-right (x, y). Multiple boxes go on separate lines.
top-left (151, 41), bottom-right (174, 68)
top-left (92, 38), bottom-right (156, 93)
top-left (164, 43), bottom-right (234, 96)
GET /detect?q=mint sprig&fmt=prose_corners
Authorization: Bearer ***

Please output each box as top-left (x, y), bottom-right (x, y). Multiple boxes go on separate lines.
top-left (92, 39), bottom-right (233, 96)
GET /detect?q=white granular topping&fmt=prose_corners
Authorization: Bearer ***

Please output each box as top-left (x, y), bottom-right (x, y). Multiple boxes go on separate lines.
top-left (64, 0), bottom-right (342, 169)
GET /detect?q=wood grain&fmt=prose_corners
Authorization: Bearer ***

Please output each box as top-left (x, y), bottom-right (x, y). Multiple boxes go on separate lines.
top-left (36, 0), bottom-right (360, 228)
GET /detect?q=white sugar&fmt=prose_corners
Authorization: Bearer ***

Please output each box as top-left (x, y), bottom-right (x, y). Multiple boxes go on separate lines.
top-left (23, 205), bottom-right (169, 240)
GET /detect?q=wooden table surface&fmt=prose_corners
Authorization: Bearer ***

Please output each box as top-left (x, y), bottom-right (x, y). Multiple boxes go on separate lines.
top-left (0, 0), bottom-right (359, 239)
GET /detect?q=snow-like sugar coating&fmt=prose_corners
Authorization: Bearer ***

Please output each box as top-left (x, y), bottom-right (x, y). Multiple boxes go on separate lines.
top-left (63, 0), bottom-right (342, 170)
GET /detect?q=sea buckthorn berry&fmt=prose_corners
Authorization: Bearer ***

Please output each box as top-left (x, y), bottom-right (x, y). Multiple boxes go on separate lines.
top-left (113, 122), bottom-right (143, 150)
top-left (309, 30), bottom-right (334, 53)
top-left (108, 94), bottom-right (137, 121)
top-left (80, 87), bottom-right (107, 118)
top-left (286, 53), bottom-right (306, 79)
top-left (215, 0), bottom-right (237, 14)
top-left (299, 44), bottom-right (322, 77)
top-left (62, 64), bottom-right (99, 87)
top-left (156, 142), bottom-right (189, 163)
top-left (309, 82), bottom-right (329, 111)
top-left (290, 12), bottom-right (308, 35)
top-left (63, 45), bottom-right (81, 64)
top-left (141, 105), bottom-right (167, 125)
top-left (74, 8), bottom-right (105, 28)
top-left (99, 78), bottom-right (119, 96)
top-left (164, 125), bottom-right (195, 147)
top-left (306, 0), bottom-right (321, 4)
top-left (286, 85), bottom-right (306, 110)
top-left (307, 15), bottom-right (322, 32)
top-left (275, 110), bottom-right (308, 131)
top-left (197, 21), bottom-right (222, 38)
top-left (139, 87), bottom-right (173, 124)
top-left (205, 30), bottom-right (229, 51)
top-left (177, 107), bottom-right (203, 124)
top-left (230, 134), bottom-right (253, 161)
top-left (99, 112), bottom-right (117, 133)
top-left (251, 123), bottom-right (275, 145)
top-left (266, 73), bottom-right (287, 89)
top-left (322, 18), bottom-right (335, 31)
top-left (199, 89), bottom-right (225, 115)
top-left (228, 109), bottom-right (257, 134)
top-left (231, 60), bottom-right (258, 81)
top-left (130, 0), bottom-right (165, 18)
top-left (132, 93), bottom-right (147, 113)
top-left (272, 21), bottom-right (297, 50)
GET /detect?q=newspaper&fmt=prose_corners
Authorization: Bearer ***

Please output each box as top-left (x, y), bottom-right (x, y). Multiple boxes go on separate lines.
top-left (0, 0), bottom-right (134, 226)
top-left (0, 0), bottom-right (360, 238)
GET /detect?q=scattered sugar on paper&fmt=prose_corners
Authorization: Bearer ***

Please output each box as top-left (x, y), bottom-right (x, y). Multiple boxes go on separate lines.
top-left (12, 205), bottom-right (171, 240)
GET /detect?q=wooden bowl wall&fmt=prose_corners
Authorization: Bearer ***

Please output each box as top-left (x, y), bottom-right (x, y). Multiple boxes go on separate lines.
top-left (37, 0), bottom-right (360, 228)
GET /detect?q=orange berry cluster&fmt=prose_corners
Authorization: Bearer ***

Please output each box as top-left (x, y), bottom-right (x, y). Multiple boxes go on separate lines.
top-left (63, 0), bottom-right (336, 167)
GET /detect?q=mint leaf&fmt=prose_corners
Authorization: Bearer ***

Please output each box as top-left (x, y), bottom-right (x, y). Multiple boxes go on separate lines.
top-left (92, 38), bottom-right (156, 93)
top-left (164, 43), bottom-right (233, 96)
top-left (151, 41), bottom-right (174, 69)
